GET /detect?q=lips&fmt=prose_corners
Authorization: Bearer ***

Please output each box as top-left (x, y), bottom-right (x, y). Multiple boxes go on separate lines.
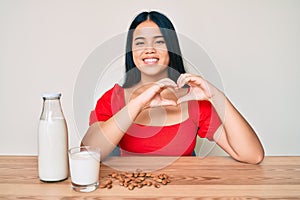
top-left (143, 58), bottom-right (159, 65)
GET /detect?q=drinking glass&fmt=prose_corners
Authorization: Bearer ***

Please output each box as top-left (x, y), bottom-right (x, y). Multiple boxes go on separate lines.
top-left (69, 146), bottom-right (100, 192)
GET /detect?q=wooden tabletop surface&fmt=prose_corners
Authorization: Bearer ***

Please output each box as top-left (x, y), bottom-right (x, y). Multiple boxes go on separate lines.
top-left (0, 156), bottom-right (300, 199)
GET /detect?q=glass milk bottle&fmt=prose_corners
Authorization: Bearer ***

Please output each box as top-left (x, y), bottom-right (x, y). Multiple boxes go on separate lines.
top-left (38, 93), bottom-right (68, 182)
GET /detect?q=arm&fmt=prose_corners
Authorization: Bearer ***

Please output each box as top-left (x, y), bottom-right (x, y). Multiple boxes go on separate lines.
top-left (177, 74), bottom-right (264, 164)
top-left (211, 88), bottom-right (264, 164)
top-left (81, 79), bottom-right (178, 159)
top-left (81, 98), bottom-right (143, 159)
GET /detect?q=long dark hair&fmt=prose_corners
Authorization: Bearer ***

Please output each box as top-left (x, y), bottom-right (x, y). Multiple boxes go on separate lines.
top-left (123, 11), bottom-right (186, 88)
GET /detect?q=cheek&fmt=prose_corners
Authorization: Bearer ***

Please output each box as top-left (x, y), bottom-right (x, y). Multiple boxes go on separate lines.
top-left (161, 51), bottom-right (170, 66)
top-left (132, 51), bottom-right (141, 66)
top-left (166, 54), bottom-right (170, 65)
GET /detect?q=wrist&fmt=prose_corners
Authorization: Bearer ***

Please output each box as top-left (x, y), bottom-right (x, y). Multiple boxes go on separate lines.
top-left (127, 97), bottom-right (145, 113)
top-left (208, 87), bottom-right (227, 121)
top-left (129, 92), bottom-right (152, 110)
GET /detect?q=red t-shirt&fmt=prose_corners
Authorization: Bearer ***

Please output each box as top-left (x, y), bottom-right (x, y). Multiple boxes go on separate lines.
top-left (89, 84), bottom-right (221, 156)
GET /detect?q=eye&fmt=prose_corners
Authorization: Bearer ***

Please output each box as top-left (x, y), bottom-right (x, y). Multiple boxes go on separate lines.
top-left (155, 40), bottom-right (165, 45)
top-left (134, 40), bottom-right (145, 46)
top-left (136, 41), bottom-right (144, 45)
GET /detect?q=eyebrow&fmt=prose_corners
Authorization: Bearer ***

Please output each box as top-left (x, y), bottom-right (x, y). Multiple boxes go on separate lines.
top-left (134, 35), bottom-right (164, 41)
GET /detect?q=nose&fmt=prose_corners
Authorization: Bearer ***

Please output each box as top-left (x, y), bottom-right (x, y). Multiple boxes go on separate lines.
top-left (145, 44), bottom-right (156, 54)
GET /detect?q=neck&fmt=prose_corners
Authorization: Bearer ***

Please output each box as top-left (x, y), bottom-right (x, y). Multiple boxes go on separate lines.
top-left (139, 72), bottom-right (169, 85)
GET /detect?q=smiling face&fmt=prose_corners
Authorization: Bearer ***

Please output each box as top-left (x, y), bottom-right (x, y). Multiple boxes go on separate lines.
top-left (132, 20), bottom-right (170, 82)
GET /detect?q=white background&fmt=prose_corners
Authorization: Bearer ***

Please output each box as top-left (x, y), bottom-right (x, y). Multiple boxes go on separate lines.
top-left (1, 0), bottom-right (299, 155)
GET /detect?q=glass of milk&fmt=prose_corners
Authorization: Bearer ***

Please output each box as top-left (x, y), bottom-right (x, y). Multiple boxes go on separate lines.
top-left (69, 146), bottom-right (101, 192)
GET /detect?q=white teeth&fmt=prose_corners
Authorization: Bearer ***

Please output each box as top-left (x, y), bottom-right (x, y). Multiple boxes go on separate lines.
top-left (144, 58), bottom-right (158, 63)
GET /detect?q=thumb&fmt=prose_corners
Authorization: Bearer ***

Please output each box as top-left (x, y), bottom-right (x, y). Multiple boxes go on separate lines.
top-left (177, 94), bottom-right (193, 104)
top-left (161, 99), bottom-right (177, 106)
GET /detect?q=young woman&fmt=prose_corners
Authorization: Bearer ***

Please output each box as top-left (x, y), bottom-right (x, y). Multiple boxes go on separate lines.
top-left (82, 11), bottom-right (264, 164)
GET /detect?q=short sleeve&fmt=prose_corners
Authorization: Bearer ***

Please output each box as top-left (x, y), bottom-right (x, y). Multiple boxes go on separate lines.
top-left (190, 100), bottom-right (222, 141)
top-left (89, 84), bottom-right (124, 126)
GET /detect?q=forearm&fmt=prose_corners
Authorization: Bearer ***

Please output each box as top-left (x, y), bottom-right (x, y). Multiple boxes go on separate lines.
top-left (211, 87), bottom-right (264, 164)
top-left (81, 98), bottom-right (143, 159)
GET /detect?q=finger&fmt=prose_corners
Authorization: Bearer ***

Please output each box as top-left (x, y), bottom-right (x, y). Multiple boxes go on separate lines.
top-left (177, 73), bottom-right (193, 88)
top-left (138, 85), bottom-right (162, 105)
top-left (177, 73), bottom-right (188, 87)
top-left (186, 77), bottom-right (213, 98)
top-left (157, 78), bottom-right (177, 88)
top-left (183, 76), bottom-right (197, 86)
top-left (149, 98), bottom-right (177, 107)
top-left (148, 94), bottom-right (161, 107)
top-left (160, 99), bottom-right (177, 106)
top-left (177, 95), bottom-right (193, 104)
top-left (182, 76), bottom-right (205, 88)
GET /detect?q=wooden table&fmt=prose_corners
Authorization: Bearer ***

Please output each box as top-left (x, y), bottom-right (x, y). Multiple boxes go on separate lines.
top-left (0, 156), bottom-right (300, 199)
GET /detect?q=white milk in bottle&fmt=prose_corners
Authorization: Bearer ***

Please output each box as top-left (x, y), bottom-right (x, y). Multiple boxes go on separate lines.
top-left (38, 93), bottom-right (68, 182)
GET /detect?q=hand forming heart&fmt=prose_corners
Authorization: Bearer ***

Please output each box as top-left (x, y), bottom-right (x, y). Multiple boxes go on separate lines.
top-left (142, 78), bottom-right (178, 108)
top-left (141, 74), bottom-right (214, 108)
top-left (176, 73), bottom-right (213, 104)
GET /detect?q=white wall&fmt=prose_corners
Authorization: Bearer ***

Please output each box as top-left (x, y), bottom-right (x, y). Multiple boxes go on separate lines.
top-left (1, 0), bottom-right (299, 155)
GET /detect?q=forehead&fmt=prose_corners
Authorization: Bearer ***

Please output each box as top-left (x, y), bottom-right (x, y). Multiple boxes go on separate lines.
top-left (133, 20), bottom-right (162, 38)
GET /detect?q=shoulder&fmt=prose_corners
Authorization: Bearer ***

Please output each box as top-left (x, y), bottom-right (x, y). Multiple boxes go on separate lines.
top-left (189, 100), bottom-right (213, 110)
top-left (91, 84), bottom-right (124, 124)
top-left (188, 100), bottom-right (214, 121)
top-left (104, 83), bottom-right (123, 96)
top-left (97, 84), bottom-right (123, 101)
top-left (198, 100), bottom-right (213, 109)
top-left (95, 84), bottom-right (124, 110)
